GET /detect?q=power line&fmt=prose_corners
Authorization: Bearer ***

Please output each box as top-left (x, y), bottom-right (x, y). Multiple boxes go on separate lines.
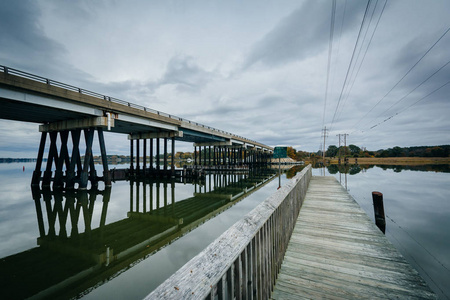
top-left (334, 0), bottom-right (388, 125)
top-left (329, 0), bottom-right (348, 102)
top-left (322, 0), bottom-right (337, 128)
top-left (367, 78), bottom-right (450, 131)
top-left (329, 0), bottom-right (372, 131)
top-left (372, 58), bottom-right (450, 121)
top-left (352, 24), bottom-right (450, 130)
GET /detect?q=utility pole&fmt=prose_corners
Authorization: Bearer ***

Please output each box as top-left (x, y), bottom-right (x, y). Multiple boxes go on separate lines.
top-left (336, 134), bottom-right (342, 164)
top-left (336, 133), bottom-right (349, 164)
top-left (321, 127), bottom-right (328, 163)
top-left (344, 133), bottom-right (349, 163)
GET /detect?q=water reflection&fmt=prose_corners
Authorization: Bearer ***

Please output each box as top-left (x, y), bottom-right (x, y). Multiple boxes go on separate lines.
top-left (314, 162), bottom-right (450, 175)
top-left (0, 169), bottom-right (276, 300)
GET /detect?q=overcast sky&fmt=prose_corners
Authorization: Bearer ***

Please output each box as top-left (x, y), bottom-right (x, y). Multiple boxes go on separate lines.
top-left (1, 0), bottom-right (449, 157)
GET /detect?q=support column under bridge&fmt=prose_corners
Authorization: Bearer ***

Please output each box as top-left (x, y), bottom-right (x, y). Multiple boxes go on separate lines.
top-left (31, 117), bottom-right (112, 190)
top-left (128, 131), bottom-right (182, 179)
top-left (193, 142), bottom-right (272, 170)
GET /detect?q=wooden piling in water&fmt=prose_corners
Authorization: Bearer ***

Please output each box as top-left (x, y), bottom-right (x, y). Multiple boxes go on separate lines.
top-left (372, 191), bottom-right (386, 234)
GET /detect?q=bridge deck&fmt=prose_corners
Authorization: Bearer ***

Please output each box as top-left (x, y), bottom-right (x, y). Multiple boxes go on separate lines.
top-left (271, 176), bottom-right (436, 299)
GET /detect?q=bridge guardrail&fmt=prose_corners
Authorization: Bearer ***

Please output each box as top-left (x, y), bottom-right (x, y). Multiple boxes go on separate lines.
top-left (0, 65), bottom-right (265, 147)
top-left (145, 165), bottom-right (312, 299)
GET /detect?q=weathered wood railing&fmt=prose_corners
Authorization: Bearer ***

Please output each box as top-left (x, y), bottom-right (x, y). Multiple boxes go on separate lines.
top-left (145, 165), bottom-right (312, 300)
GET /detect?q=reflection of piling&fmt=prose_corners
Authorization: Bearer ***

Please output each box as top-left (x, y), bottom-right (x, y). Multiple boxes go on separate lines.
top-left (372, 191), bottom-right (386, 234)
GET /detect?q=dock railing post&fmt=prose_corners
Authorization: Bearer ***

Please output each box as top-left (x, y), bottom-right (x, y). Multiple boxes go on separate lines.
top-left (145, 165), bottom-right (312, 300)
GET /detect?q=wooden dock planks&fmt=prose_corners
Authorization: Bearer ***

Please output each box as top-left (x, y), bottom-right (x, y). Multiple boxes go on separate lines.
top-left (271, 176), bottom-right (436, 299)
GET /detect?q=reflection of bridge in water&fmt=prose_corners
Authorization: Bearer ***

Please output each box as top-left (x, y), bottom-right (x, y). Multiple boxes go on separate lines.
top-left (0, 170), bottom-right (276, 300)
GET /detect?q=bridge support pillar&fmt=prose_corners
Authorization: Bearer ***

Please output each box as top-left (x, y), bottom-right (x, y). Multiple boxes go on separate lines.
top-left (136, 139), bottom-right (140, 175)
top-left (130, 139), bottom-right (134, 173)
top-left (156, 138), bottom-right (160, 171)
top-left (150, 138), bottom-right (154, 172)
top-left (31, 132), bottom-right (47, 186)
top-left (143, 139), bottom-right (147, 177)
top-left (171, 137), bottom-right (175, 177)
top-left (194, 146), bottom-right (197, 166)
top-left (32, 126), bottom-right (111, 190)
top-left (203, 146), bottom-right (207, 166)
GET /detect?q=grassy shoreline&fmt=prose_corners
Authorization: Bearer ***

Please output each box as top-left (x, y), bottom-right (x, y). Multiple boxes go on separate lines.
top-left (305, 157), bottom-right (450, 165)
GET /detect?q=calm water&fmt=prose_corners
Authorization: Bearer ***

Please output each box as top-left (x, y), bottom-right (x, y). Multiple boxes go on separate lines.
top-left (0, 162), bottom-right (289, 299)
top-left (1, 163), bottom-right (449, 299)
top-left (313, 164), bottom-right (450, 300)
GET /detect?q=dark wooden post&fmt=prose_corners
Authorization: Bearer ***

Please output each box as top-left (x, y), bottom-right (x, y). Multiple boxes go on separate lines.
top-left (372, 191), bottom-right (386, 234)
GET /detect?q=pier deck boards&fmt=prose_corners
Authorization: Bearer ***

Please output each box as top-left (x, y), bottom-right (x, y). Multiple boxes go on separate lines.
top-left (271, 176), bottom-right (436, 299)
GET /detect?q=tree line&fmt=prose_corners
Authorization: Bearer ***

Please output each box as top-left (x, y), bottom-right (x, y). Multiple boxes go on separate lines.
top-left (285, 145), bottom-right (450, 160)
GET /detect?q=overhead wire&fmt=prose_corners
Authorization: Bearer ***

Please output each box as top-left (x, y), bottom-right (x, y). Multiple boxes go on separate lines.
top-left (334, 0), bottom-right (388, 125)
top-left (374, 58), bottom-right (450, 119)
top-left (322, 0), bottom-right (337, 129)
top-left (329, 0), bottom-right (372, 132)
top-left (351, 24), bottom-right (450, 131)
top-left (329, 0), bottom-right (348, 99)
top-left (367, 77), bottom-right (450, 131)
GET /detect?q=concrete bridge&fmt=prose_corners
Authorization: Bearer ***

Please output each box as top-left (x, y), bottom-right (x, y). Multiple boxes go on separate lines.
top-left (0, 66), bottom-right (273, 189)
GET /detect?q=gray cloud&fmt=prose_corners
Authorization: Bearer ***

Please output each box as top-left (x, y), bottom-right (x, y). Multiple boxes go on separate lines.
top-left (0, 1), bottom-right (94, 85)
top-left (243, 0), bottom-right (366, 68)
top-left (0, 1), bottom-right (65, 68)
top-left (159, 55), bottom-right (214, 93)
top-left (0, 0), bottom-right (449, 156)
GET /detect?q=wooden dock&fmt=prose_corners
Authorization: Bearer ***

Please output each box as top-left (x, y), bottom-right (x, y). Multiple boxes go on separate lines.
top-left (271, 176), bottom-right (436, 299)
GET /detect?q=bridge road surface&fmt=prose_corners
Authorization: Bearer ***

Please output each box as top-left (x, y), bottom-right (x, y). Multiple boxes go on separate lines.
top-left (271, 176), bottom-right (436, 299)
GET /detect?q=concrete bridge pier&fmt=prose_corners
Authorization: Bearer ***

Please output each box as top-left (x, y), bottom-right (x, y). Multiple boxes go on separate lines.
top-left (129, 131), bottom-right (181, 179)
top-left (191, 142), bottom-right (272, 171)
top-left (31, 118), bottom-right (112, 190)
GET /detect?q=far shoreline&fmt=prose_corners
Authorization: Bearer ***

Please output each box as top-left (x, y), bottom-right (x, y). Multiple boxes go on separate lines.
top-left (304, 157), bottom-right (450, 165)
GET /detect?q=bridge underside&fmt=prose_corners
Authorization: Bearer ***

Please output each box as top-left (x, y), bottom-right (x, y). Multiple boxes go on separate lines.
top-left (0, 90), bottom-right (232, 145)
top-left (1, 67), bottom-right (273, 189)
